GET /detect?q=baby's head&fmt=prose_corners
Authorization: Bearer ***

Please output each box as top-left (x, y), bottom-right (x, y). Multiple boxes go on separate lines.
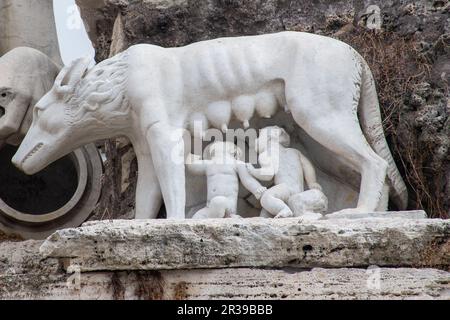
top-left (206, 141), bottom-right (242, 163)
top-left (256, 126), bottom-right (290, 153)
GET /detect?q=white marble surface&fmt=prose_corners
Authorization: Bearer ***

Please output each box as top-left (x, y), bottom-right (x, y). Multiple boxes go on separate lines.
top-left (12, 32), bottom-right (408, 219)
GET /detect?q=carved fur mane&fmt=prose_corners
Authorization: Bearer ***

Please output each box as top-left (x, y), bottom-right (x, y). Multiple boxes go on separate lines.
top-left (64, 51), bottom-right (130, 125)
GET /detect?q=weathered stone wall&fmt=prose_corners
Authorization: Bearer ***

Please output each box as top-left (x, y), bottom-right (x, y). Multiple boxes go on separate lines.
top-left (2, 263), bottom-right (449, 300)
top-left (1, 216), bottom-right (449, 300)
top-left (76, 0), bottom-right (449, 219)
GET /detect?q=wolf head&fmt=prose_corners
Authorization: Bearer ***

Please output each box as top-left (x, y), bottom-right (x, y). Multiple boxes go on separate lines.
top-left (13, 53), bottom-right (129, 175)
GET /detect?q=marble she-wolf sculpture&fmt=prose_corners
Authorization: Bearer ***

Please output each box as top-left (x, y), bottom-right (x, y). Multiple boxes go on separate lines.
top-left (12, 32), bottom-right (408, 219)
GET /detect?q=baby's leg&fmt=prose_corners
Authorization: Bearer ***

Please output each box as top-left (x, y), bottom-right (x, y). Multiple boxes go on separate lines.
top-left (192, 196), bottom-right (228, 219)
top-left (260, 184), bottom-right (293, 218)
top-left (260, 209), bottom-right (273, 218)
top-left (224, 196), bottom-right (242, 218)
top-left (192, 207), bottom-right (215, 219)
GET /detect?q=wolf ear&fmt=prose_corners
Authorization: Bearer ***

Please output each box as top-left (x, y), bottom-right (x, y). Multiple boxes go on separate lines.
top-left (55, 56), bottom-right (92, 94)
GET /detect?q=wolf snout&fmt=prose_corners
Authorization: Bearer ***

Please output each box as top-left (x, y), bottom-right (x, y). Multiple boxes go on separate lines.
top-left (11, 153), bottom-right (23, 170)
top-left (12, 154), bottom-right (36, 175)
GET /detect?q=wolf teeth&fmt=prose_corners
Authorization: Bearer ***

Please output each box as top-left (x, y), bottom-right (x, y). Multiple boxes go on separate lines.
top-left (22, 143), bottom-right (43, 164)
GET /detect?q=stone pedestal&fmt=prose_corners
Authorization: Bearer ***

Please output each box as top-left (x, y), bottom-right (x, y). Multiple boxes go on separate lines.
top-left (1, 212), bottom-right (449, 300)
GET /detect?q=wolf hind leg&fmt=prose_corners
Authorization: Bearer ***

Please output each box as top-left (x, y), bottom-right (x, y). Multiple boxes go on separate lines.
top-left (287, 96), bottom-right (388, 213)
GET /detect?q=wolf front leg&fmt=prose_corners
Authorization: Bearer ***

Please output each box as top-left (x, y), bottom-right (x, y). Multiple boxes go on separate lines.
top-left (134, 152), bottom-right (162, 219)
top-left (146, 122), bottom-right (186, 219)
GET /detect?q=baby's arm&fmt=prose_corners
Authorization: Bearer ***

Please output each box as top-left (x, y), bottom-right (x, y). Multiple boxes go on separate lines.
top-left (185, 154), bottom-right (209, 175)
top-left (297, 151), bottom-right (322, 191)
top-left (237, 163), bottom-right (267, 200)
top-left (246, 153), bottom-right (276, 182)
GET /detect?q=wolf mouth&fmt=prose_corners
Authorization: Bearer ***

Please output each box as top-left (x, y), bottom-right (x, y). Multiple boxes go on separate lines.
top-left (22, 143), bottom-right (44, 165)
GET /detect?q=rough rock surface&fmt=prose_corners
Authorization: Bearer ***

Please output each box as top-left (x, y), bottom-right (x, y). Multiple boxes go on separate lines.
top-left (0, 218), bottom-right (450, 300)
top-left (324, 210), bottom-right (428, 220)
top-left (0, 240), bottom-right (57, 275)
top-left (1, 266), bottom-right (449, 300)
top-left (76, 0), bottom-right (449, 219)
top-left (40, 215), bottom-right (450, 272)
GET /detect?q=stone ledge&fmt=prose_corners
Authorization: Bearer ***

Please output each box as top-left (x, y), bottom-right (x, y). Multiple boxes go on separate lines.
top-left (0, 240), bottom-right (56, 274)
top-left (1, 218), bottom-right (449, 300)
top-left (324, 210), bottom-right (427, 220)
top-left (1, 267), bottom-right (449, 300)
top-left (40, 214), bottom-right (450, 272)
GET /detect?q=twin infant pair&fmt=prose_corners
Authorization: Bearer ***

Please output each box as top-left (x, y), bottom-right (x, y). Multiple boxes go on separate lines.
top-left (186, 126), bottom-right (328, 220)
